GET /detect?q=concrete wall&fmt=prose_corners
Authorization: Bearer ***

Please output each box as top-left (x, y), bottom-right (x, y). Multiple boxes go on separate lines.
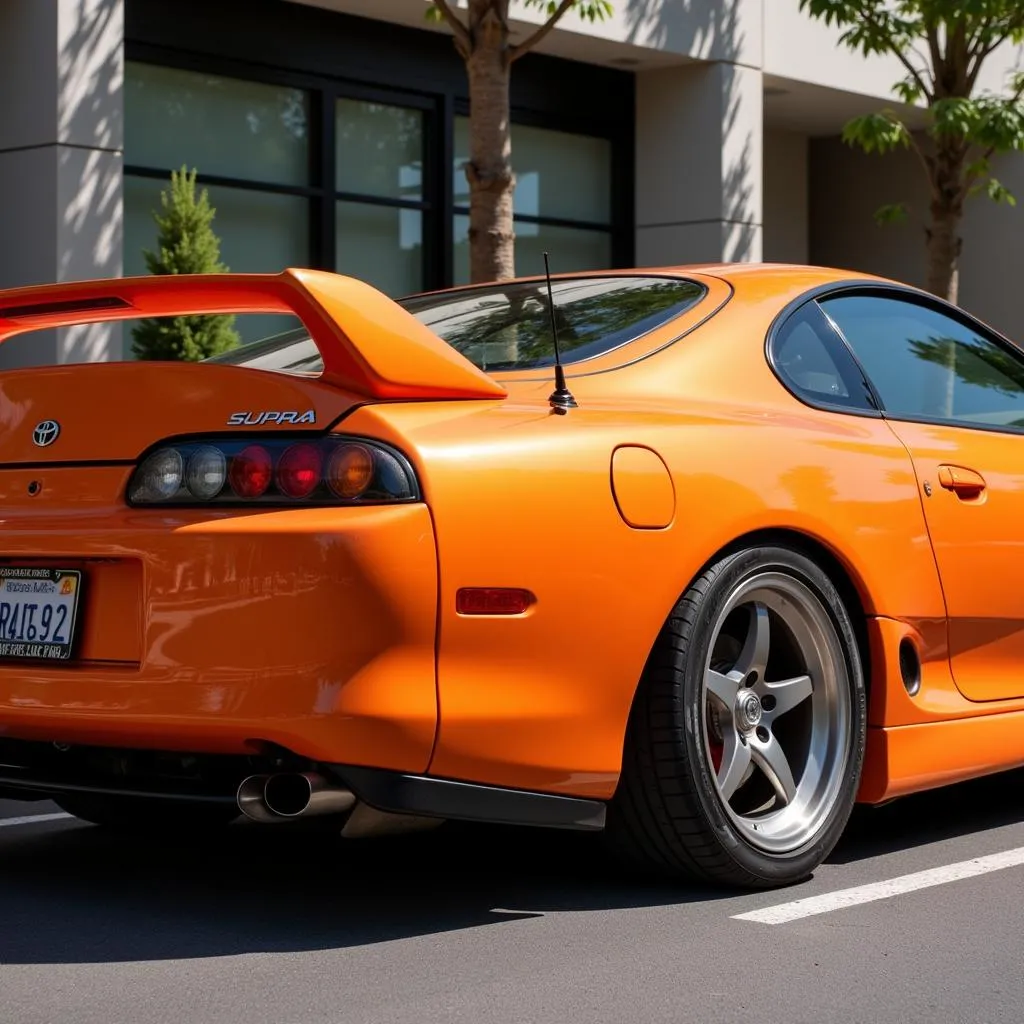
top-left (635, 61), bottom-right (763, 266)
top-left (809, 137), bottom-right (1024, 341)
top-left (0, 0), bottom-right (123, 366)
top-left (763, 128), bottom-right (808, 264)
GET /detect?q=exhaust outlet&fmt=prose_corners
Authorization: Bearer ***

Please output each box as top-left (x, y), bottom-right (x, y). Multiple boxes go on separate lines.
top-left (236, 771), bottom-right (355, 822)
top-left (264, 772), bottom-right (356, 818)
top-left (237, 773), bottom-right (279, 823)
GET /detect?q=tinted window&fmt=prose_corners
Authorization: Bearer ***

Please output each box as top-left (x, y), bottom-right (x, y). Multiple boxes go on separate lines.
top-left (208, 276), bottom-right (706, 375)
top-left (401, 276), bottom-right (705, 371)
top-left (822, 295), bottom-right (1024, 430)
top-left (771, 301), bottom-right (875, 412)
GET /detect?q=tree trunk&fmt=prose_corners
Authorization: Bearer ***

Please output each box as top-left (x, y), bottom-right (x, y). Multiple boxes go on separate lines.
top-left (925, 204), bottom-right (962, 305)
top-left (925, 147), bottom-right (965, 305)
top-left (465, 9), bottom-right (515, 283)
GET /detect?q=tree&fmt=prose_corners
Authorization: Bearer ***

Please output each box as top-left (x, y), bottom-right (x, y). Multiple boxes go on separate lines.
top-left (427, 0), bottom-right (612, 283)
top-left (799, 1), bottom-right (1024, 304)
top-left (131, 166), bottom-right (240, 361)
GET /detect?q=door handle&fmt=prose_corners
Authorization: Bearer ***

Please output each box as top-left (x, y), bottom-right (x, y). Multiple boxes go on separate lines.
top-left (937, 465), bottom-right (987, 499)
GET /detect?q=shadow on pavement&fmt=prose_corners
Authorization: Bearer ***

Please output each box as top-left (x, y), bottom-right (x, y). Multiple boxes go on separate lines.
top-left (0, 815), bottom-right (718, 965)
top-left (830, 765), bottom-right (1024, 865)
top-left (2, 766), bottom-right (1022, 965)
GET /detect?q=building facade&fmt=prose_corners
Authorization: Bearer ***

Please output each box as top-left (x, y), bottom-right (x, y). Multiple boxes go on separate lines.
top-left (1, 0), bottom-right (1022, 364)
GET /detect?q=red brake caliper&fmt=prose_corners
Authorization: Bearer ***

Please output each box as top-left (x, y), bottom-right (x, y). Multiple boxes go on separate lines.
top-left (706, 704), bottom-right (724, 772)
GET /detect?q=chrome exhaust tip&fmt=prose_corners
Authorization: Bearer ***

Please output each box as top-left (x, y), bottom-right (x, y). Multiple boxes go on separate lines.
top-left (237, 773), bottom-right (279, 823)
top-left (236, 771), bottom-right (356, 823)
top-left (264, 771), bottom-right (356, 818)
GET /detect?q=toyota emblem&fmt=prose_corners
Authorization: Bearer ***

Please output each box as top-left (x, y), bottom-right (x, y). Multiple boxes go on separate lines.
top-left (32, 420), bottom-right (61, 447)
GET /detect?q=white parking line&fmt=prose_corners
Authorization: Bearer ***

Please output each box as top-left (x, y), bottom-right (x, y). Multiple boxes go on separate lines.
top-left (0, 812), bottom-right (72, 829)
top-left (733, 846), bottom-right (1024, 924)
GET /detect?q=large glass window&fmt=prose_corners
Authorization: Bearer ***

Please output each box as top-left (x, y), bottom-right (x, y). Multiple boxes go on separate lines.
top-left (823, 294), bottom-right (1024, 430)
top-left (453, 118), bottom-right (614, 283)
top-left (125, 62), bottom-right (309, 186)
top-left (124, 59), bottom-right (625, 315)
top-left (124, 62), bottom-right (312, 341)
top-left (335, 98), bottom-right (425, 296)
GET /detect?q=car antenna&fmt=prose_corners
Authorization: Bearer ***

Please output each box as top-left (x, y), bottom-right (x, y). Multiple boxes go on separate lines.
top-left (543, 251), bottom-right (578, 415)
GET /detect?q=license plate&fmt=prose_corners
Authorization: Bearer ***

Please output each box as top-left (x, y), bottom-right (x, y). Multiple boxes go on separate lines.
top-left (0, 568), bottom-right (82, 661)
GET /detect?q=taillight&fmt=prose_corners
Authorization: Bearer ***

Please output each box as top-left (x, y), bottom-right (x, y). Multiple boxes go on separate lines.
top-left (276, 443), bottom-right (323, 499)
top-left (127, 436), bottom-right (418, 507)
top-left (228, 445), bottom-right (273, 499)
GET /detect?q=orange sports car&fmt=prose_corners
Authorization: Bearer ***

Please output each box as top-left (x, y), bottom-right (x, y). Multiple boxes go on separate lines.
top-left (0, 262), bottom-right (1020, 889)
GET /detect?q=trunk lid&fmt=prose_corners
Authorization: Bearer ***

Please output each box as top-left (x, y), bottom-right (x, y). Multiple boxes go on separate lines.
top-left (0, 362), bottom-right (360, 463)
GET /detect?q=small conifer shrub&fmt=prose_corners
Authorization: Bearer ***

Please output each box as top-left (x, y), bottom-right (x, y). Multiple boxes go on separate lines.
top-left (131, 166), bottom-right (240, 361)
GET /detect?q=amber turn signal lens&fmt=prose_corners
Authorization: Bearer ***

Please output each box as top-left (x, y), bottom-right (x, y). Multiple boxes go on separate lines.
top-left (327, 443), bottom-right (375, 499)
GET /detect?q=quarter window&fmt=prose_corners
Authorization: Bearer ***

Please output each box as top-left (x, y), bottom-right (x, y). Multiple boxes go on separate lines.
top-left (822, 295), bottom-right (1024, 430)
top-left (771, 301), bottom-right (875, 412)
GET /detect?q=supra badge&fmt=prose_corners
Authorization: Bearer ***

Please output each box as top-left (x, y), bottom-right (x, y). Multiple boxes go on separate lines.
top-left (227, 411), bottom-right (316, 426)
top-left (32, 420), bottom-right (60, 447)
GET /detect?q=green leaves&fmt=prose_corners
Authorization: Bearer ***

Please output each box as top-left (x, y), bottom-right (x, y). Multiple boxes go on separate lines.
top-left (874, 202), bottom-right (911, 225)
top-left (987, 177), bottom-right (1017, 204)
top-left (797, 1), bottom-right (920, 57)
top-left (842, 112), bottom-right (912, 153)
top-left (805, 0), bottom-right (1024, 211)
top-left (522, 0), bottom-right (614, 20)
top-left (798, 0), bottom-right (1024, 55)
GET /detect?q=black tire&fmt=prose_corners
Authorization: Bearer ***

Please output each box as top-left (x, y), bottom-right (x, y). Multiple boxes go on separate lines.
top-left (55, 793), bottom-right (239, 832)
top-left (607, 544), bottom-right (867, 889)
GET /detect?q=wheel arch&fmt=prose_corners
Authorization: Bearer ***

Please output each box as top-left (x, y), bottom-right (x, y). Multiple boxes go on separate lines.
top-left (622, 525), bottom-right (874, 747)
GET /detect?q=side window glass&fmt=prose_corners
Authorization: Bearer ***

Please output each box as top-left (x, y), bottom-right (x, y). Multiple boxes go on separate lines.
top-left (772, 301), bottom-right (873, 411)
top-left (822, 295), bottom-right (1024, 430)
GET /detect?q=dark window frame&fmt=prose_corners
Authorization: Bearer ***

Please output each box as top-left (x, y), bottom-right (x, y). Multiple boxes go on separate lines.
top-left (123, 51), bottom-right (441, 289)
top-left (124, 6), bottom-right (634, 294)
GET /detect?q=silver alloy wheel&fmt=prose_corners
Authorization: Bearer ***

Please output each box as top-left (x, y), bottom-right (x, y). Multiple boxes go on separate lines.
top-left (701, 571), bottom-right (852, 855)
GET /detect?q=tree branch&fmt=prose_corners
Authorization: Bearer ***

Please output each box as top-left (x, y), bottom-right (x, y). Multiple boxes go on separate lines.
top-left (904, 125), bottom-right (937, 193)
top-left (432, 0), bottom-right (473, 57)
top-left (858, 6), bottom-right (934, 102)
top-left (966, 14), bottom-right (993, 62)
top-left (509, 0), bottom-right (575, 62)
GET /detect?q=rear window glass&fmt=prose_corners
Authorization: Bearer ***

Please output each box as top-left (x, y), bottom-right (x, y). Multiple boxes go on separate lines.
top-left (206, 275), bottom-right (706, 375)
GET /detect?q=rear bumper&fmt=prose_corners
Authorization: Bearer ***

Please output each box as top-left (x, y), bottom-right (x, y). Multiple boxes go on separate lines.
top-left (0, 736), bottom-right (607, 831)
top-left (0, 498), bottom-right (439, 772)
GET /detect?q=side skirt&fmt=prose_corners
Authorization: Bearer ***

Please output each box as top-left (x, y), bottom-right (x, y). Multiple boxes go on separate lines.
top-left (330, 766), bottom-right (607, 832)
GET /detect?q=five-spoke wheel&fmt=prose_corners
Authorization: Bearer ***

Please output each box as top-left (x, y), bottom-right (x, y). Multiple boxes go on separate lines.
top-left (608, 545), bottom-right (866, 887)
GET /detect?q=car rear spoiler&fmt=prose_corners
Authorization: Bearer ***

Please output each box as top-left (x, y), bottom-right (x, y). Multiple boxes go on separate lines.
top-left (0, 269), bottom-right (507, 402)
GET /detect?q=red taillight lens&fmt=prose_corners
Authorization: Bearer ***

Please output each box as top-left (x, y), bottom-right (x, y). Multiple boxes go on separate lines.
top-left (276, 443), bottom-right (323, 499)
top-left (456, 588), bottom-right (535, 615)
top-left (229, 445), bottom-right (273, 498)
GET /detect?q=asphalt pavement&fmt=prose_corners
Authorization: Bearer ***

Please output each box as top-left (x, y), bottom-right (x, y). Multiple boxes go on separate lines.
top-left (2, 768), bottom-right (1024, 1024)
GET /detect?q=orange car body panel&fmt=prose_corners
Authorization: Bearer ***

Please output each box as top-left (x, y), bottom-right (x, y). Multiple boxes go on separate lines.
top-left (0, 484), bottom-right (439, 769)
top-left (0, 263), bottom-right (1021, 808)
